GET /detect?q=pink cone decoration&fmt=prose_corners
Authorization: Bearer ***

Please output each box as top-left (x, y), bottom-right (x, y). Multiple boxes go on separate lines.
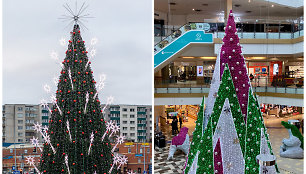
top-left (220, 10), bottom-right (250, 121)
top-left (214, 138), bottom-right (224, 174)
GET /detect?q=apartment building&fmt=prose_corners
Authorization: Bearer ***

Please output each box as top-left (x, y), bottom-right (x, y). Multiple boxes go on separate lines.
top-left (104, 105), bottom-right (152, 143)
top-left (2, 104), bottom-right (52, 144)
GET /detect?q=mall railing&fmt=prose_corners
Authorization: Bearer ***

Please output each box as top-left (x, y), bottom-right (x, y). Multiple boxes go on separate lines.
top-left (155, 77), bottom-right (304, 95)
top-left (154, 17), bottom-right (304, 53)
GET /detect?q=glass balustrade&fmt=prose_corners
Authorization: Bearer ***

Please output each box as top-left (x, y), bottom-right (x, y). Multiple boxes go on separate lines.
top-left (154, 16), bottom-right (304, 54)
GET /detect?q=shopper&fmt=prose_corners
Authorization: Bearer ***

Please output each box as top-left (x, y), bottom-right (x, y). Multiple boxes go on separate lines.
top-left (172, 117), bottom-right (179, 135)
top-left (301, 119), bottom-right (304, 134)
top-left (179, 116), bottom-right (183, 129)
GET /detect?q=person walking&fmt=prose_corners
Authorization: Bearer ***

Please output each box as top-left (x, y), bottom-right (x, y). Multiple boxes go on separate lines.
top-left (179, 116), bottom-right (183, 129)
top-left (172, 117), bottom-right (178, 135)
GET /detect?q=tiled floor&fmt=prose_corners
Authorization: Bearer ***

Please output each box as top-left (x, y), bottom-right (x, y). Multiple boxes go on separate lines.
top-left (154, 115), bottom-right (304, 174)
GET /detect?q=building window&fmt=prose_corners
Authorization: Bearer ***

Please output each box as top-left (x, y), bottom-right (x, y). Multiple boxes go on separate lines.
top-left (128, 148), bottom-right (131, 153)
top-left (138, 159), bottom-right (141, 164)
top-left (123, 114), bottom-right (128, 118)
top-left (140, 148), bottom-right (143, 153)
top-left (147, 148), bottom-right (150, 153)
top-left (130, 115), bottom-right (135, 118)
top-left (10, 149), bottom-right (13, 153)
top-left (123, 108), bottom-right (127, 112)
top-left (24, 150), bottom-right (27, 154)
top-left (18, 139), bottom-right (23, 142)
top-left (130, 127), bottom-right (135, 131)
top-left (18, 126), bottom-right (23, 130)
top-left (18, 120), bottom-right (23, 124)
top-left (123, 127), bottom-right (128, 131)
top-left (18, 107), bottom-right (23, 111)
top-left (130, 133), bottom-right (135, 137)
top-left (123, 121), bottom-right (127, 124)
top-left (130, 108), bottom-right (135, 112)
top-left (130, 121), bottom-right (135, 124)
top-left (123, 133), bottom-right (128, 136)
top-left (18, 133), bottom-right (23, 137)
top-left (17, 113), bottom-right (23, 118)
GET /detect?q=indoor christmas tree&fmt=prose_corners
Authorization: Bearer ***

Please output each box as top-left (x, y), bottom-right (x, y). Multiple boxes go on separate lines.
top-left (183, 96), bottom-right (205, 173)
top-left (25, 21), bottom-right (127, 173)
top-left (184, 10), bottom-right (278, 174)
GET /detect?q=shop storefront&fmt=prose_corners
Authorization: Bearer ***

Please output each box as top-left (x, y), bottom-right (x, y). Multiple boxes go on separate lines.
top-left (260, 103), bottom-right (304, 118)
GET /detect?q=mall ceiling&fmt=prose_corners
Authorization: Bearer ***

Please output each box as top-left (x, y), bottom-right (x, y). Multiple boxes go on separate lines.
top-left (154, 0), bottom-right (303, 18)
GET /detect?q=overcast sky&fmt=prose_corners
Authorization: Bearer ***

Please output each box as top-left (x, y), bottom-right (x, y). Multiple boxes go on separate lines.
top-left (3, 0), bottom-right (152, 105)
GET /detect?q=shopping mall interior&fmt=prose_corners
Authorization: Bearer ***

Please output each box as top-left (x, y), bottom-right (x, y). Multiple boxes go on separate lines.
top-left (154, 0), bottom-right (304, 174)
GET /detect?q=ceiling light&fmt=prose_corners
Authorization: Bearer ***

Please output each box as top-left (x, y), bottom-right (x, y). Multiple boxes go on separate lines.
top-left (271, 5), bottom-right (274, 7)
top-left (200, 57), bottom-right (216, 59)
top-left (192, 9), bottom-right (195, 11)
top-left (248, 0), bottom-right (251, 2)
top-left (252, 57), bottom-right (266, 60)
top-left (182, 57), bottom-right (194, 59)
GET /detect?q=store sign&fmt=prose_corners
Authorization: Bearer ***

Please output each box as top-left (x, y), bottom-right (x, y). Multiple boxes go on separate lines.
top-left (135, 154), bottom-right (143, 157)
top-left (197, 66), bottom-right (204, 76)
top-left (249, 62), bottom-right (269, 66)
top-left (125, 142), bottom-right (134, 146)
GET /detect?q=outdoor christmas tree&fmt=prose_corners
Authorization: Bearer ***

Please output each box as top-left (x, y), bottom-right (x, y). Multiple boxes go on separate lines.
top-left (25, 20), bottom-right (127, 173)
top-left (184, 10), bottom-right (278, 173)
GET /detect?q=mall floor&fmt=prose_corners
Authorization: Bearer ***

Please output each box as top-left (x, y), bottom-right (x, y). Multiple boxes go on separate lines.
top-left (154, 115), bottom-right (304, 174)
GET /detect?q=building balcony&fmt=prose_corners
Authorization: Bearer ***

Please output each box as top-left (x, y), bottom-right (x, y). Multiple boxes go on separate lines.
top-left (137, 130), bottom-right (146, 133)
top-left (137, 117), bottom-right (146, 121)
top-left (110, 111), bottom-right (120, 114)
top-left (137, 136), bottom-right (146, 139)
top-left (137, 123), bottom-right (146, 127)
top-left (110, 117), bottom-right (120, 121)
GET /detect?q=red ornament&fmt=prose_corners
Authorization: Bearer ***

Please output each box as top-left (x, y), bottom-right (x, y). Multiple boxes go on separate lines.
top-left (78, 40), bottom-right (80, 43)
top-left (82, 132), bottom-right (84, 134)
top-left (89, 120), bottom-right (92, 123)
top-left (48, 153), bottom-right (51, 156)
top-left (59, 80), bottom-right (61, 82)
top-left (69, 40), bottom-right (72, 43)
top-left (82, 51), bottom-right (85, 54)
top-left (59, 120), bottom-right (62, 123)
top-left (93, 110), bottom-right (96, 112)
top-left (95, 131), bottom-right (98, 133)
top-left (44, 170), bottom-right (46, 173)
top-left (66, 131), bottom-right (69, 133)
top-left (101, 119), bottom-right (103, 121)
top-left (90, 92), bottom-right (93, 94)
top-left (78, 72), bottom-right (81, 74)
top-left (94, 165), bottom-right (97, 167)
top-left (74, 49), bottom-right (77, 52)
top-left (67, 111), bottom-right (70, 114)
top-left (78, 92), bottom-right (81, 94)
top-left (106, 143), bottom-right (108, 145)
top-left (73, 32), bottom-right (75, 34)
top-left (91, 71), bottom-right (93, 74)
top-left (63, 153), bottom-right (65, 155)
top-left (52, 161), bottom-right (55, 163)
top-left (78, 111), bottom-right (81, 114)
top-left (69, 50), bottom-right (72, 52)
top-left (68, 90), bottom-right (71, 93)
top-left (67, 60), bottom-right (70, 63)
top-left (86, 72), bottom-right (89, 75)
top-left (75, 60), bottom-right (78, 62)
top-left (57, 144), bottom-right (59, 146)
top-left (61, 100), bottom-right (64, 102)
top-left (73, 163), bottom-right (75, 165)
top-left (101, 110), bottom-right (103, 113)
top-left (92, 80), bottom-right (96, 83)
top-left (62, 169), bottom-right (64, 172)
top-left (59, 90), bottom-right (62, 93)
top-left (64, 79), bottom-right (67, 82)
top-left (83, 81), bottom-right (86, 83)
top-left (74, 119), bottom-right (76, 122)
top-left (100, 154), bottom-right (103, 157)
top-left (73, 79), bottom-right (76, 82)
top-left (86, 51), bottom-right (88, 53)
top-left (73, 100), bottom-right (76, 102)
top-left (62, 71), bottom-right (65, 74)
top-left (83, 41), bottom-right (85, 43)
top-left (51, 131), bottom-right (53, 134)
top-left (96, 100), bottom-right (100, 103)
top-left (80, 60), bottom-right (82, 63)
top-left (73, 141), bottom-right (76, 143)
top-left (81, 153), bottom-right (83, 156)
top-left (78, 30), bottom-right (80, 33)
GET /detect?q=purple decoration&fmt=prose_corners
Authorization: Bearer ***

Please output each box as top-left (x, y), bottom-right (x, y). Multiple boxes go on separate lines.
top-left (220, 10), bottom-right (250, 121)
top-left (171, 127), bottom-right (189, 146)
top-left (214, 138), bottom-right (224, 174)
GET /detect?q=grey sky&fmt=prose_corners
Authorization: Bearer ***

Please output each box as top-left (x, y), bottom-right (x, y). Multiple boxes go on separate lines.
top-left (3, 0), bottom-right (152, 105)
